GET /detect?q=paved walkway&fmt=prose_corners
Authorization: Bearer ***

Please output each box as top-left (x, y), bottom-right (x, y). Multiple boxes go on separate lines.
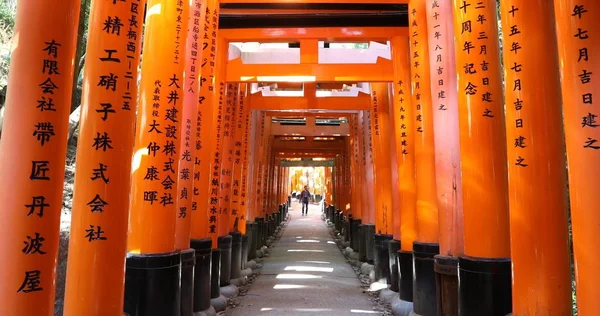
top-left (228, 202), bottom-right (382, 316)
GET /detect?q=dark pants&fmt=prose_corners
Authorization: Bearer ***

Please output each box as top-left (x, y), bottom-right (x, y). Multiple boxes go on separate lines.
top-left (301, 202), bottom-right (309, 215)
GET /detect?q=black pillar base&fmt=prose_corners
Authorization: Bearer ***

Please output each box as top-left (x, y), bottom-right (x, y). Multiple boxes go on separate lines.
top-left (180, 249), bottom-right (196, 316)
top-left (250, 222), bottom-right (258, 259)
top-left (344, 215), bottom-right (351, 242)
top-left (434, 255), bottom-right (458, 316)
top-left (358, 224), bottom-right (367, 262)
top-left (124, 251), bottom-right (181, 316)
top-left (364, 224), bottom-right (376, 263)
top-left (350, 218), bottom-right (362, 251)
top-left (210, 248), bottom-right (221, 299)
top-left (398, 250), bottom-right (413, 302)
top-left (229, 232), bottom-right (242, 280)
top-left (217, 236), bottom-right (232, 287)
top-left (413, 242), bottom-right (440, 316)
top-left (388, 239), bottom-right (401, 292)
top-left (241, 234), bottom-right (249, 269)
top-left (255, 217), bottom-right (264, 250)
top-left (191, 239), bottom-right (212, 313)
top-left (374, 234), bottom-right (393, 283)
top-left (458, 256), bottom-right (512, 316)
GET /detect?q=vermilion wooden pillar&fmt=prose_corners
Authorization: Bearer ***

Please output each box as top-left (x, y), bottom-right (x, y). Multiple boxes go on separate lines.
top-left (500, 1), bottom-right (572, 314)
top-left (409, 0), bottom-right (440, 314)
top-left (452, 0), bottom-right (512, 315)
top-left (125, 0), bottom-right (189, 314)
top-left (555, 2), bottom-right (600, 314)
top-left (218, 83), bottom-right (238, 236)
top-left (391, 36), bottom-right (417, 302)
top-left (63, 1), bottom-right (145, 315)
top-left (0, 1), bottom-right (80, 315)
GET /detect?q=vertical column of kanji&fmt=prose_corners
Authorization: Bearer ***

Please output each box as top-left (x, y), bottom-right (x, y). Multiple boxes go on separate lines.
top-left (369, 83), bottom-right (394, 235)
top-left (218, 83), bottom-right (240, 286)
top-left (426, 0), bottom-right (463, 258)
top-left (231, 84), bottom-right (248, 232)
top-left (390, 36), bottom-right (418, 303)
top-left (262, 121), bottom-right (273, 217)
top-left (357, 111), bottom-right (368, 223)
top-left (555, 3), bottom-right (600, 315)
top-left (409, 0), bottom-right (440, 314)
top-left (175, 0), bottom-right (203, 251)
top-left (188, 2), bottom-right (214, 314)
top-left (0, 1), bottom-right (79, 315)
top-left (242, 109), bottom-right (258, 231)
top-left (124, 0), bottom-right (188, 314)
top-left (63, 1), bottom-right (144, 315)
top-left (452, 1), bottom-right (512, 314)
top-left (499, 1), bottom-right (572, 314)
top-left (363, 110), bottom-right (376, 225)
top-left (253, 113), bottom-right (266, 222)
top-left (201, 0), bottom-right (221, 248)
top-left (218, 83), bottom-right (238, 236)
top-left (349, 116), bottom-right (362, 220)
top-left (368, 82), bottom-right (395, 283)
top-left (362, 110), bottom-right (377, 262)
top-left (176, 1), bottom-right (204, 314)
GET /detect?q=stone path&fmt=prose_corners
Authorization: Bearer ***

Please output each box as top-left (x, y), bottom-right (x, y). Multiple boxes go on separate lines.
top-left (228, 202), bottom-right (383, 316)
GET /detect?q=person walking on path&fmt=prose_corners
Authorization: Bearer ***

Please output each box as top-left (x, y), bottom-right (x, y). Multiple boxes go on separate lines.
top-left (300, 186), bottom-right (311, 216)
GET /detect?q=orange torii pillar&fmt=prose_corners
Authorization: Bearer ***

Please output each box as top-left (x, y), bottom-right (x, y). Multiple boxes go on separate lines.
top-left (0, 2), bottom-right (79, 315)
top-left (357, 111), bottom-right (372, 227)
top-left (369, 82), bottom-right (395, 284)
top-left (555, 3), bottom-right (600, 315)
top-left (409, 0), bottom-right (440, 314)
top-left (452, 1), bottom-right (512, 315)
top-left (174, 1), bottom-right (205, 313)
top-left (124, 0), bottom-right (188, 314)
top-left (189, 0), bottom-right (217, 314)
top-left (386, 89), bottom-right (402, 294)
top-left (62, 1), bottom-right (143, 315)
top-left (499, 1), bottom-right (572, 314)
top-left (217, 83), bottom-right (239, 290)
top-left (361, 110), bottom-right (377, 263)
top-left (425, 0), bottom-right (465, 313)
top-left (244, 110), bottom-right (260, 262)
top-left (349, 117), bottom-right (363, 253)
top-left (230, 84), bottom-right (251, 271)
top-left (391, 36), bottom-right (418, 303)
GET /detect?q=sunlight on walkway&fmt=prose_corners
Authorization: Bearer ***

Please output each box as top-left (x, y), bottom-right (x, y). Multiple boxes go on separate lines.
top-left (228, 202), bottom-right (382, 316)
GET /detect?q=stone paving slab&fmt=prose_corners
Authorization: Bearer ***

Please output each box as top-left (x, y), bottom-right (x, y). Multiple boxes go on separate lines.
top-left (228, 203), bottom-right (383, 316)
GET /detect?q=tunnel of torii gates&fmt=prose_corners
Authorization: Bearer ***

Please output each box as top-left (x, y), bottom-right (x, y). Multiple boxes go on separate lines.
top-left (0, 0), bottom-right (598, 316)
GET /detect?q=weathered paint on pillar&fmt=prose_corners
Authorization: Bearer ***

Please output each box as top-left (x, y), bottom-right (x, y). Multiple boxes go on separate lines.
top-left (499, 1), bottom-right (572, 313)
top-left (555, 3), bottom-right (600, 314)
top-left (175, 0), bottom-right (203, 251)
top-left (63, 0), bottom-right (144, 314)
top-left (218, 83), bottom-right (238, 236)
top-left (363, 110), bottom-right (376, 224)
top-left (128, 0), bottom-right (189, 254)
top-left (410, 0), bottom-right (439, 244)
top-left (0, 1), bottom-right (80, 314)
top-left (452, 0), bottom-right (510, 259)
top-left (391, 36), bottom-right (417, 251)
top-left (426, 0), bottom-right (463, 257)
top-left (369, 82), bottom-right (394, 235)
top-left (190, 0), bottom-right (217, 241)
